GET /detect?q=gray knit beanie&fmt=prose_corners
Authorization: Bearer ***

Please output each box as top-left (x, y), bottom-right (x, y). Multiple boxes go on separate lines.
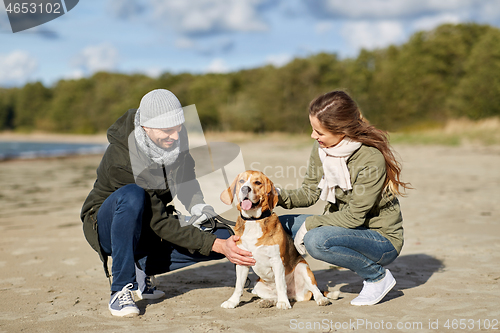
top-left (138, 89), bottom-right (185, 128)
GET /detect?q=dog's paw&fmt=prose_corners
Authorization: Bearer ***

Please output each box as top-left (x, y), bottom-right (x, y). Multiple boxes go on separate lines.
top-left (258, 299), bottom-right (276, 308)
top-left (324, 290), bottom-right (341, 300)
top-left (316, 296), bottom-right (331, 306)
top-left (276, 300), bottom-right (292, 310)
top-left (221, 300), bottom-right (238, 309)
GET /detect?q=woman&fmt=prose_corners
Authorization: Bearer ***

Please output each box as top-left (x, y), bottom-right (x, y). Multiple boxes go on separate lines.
top-left (277, 90), bottom-right (410, 306)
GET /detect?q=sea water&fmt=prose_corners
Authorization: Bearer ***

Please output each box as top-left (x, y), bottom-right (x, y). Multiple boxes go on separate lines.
top-left (0, 141), bottom-right (107, 160)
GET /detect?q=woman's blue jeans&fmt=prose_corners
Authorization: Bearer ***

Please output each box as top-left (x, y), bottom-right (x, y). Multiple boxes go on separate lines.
top-left (279, 214), bottom-right (398, 282)
top-left (97, 184), bottom-right (229, 292)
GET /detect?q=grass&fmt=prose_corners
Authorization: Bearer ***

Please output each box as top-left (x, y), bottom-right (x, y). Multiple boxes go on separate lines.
top-left (207, 117), bottom-right (500, 147)
top-left (389, 117), bottom-right (500, 146)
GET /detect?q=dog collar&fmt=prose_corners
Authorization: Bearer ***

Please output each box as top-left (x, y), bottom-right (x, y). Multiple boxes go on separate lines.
top-left (240, 210), bottom-right (272, 221)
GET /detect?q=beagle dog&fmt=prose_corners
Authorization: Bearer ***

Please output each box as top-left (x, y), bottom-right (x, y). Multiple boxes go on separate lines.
top-left (220, 170), bottom-right (330, 309)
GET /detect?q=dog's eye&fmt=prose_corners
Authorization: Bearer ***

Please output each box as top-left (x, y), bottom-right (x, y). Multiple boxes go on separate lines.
top-left (239, 179), bottom-right (245, 184)
top-left (254, 181), bottom-right (262, 185)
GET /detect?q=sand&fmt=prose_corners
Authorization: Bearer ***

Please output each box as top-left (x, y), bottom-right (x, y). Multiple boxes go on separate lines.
top-left (0, 134), bottom-right (499, 333)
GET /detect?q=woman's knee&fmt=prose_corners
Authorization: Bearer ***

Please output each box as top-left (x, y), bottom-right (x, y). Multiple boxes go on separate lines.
top-left (303, 226), bottom-right (348, 259)
top-left (303, 228), bottom-right (326, 258)
top-left (377, 248), bottom-right (398, 266)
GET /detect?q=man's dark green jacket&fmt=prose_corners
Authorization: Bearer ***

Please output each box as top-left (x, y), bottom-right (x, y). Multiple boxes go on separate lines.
top-left (81, 109), bottom-right (217, 267)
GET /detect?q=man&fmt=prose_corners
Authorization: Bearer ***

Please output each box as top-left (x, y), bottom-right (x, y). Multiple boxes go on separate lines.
top-left (81, 89), bottom-right (254, 317)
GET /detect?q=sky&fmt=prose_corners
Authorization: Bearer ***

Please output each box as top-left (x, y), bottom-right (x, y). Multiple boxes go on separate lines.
top-left (1, 0), bottom-right (500, 88)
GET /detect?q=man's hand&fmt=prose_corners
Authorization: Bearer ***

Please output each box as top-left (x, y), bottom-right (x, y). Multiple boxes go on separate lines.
top-left (212, 236), bottom-right (255, 266)
top-left (190, 204), bottom-right (217, 229)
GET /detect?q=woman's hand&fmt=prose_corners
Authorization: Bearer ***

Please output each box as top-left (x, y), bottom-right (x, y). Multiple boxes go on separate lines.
top-left (212, 236), bottom-right (255, 266)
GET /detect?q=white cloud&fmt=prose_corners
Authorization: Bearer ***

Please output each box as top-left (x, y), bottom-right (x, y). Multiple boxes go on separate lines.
top-left (308, 0), bottom-right (500, 24)
top-left (107, 0), bottom-right (146, 20)
top-left (150, 0), bottom-right (270, 35)
top-left (341, 20), bottom-right (406, 51)
top-left (412, 13), bottom-right (462, 31)
top-left (143, 67), bottom-right (163, 78)
top-left (315, 21), bottom-right (334, 34)
top-left (308, 0), bottom-right (478, 20)
top-left (266, 54), bottom-right (293, 67)
top-left (72, 43), bottom-right (119, 74)
top-left (475, 0), bottom-right (500, 22)
top-left (175, 36), bottom-right (234, 55)
top-left (175, 37), bottom-right (196, 49)
top-left (0, 51), bottom-right (38, 86)
top-left (205, 58), bottom-right (229, 73)
top-left (63, 69), bottom-right (85, 81)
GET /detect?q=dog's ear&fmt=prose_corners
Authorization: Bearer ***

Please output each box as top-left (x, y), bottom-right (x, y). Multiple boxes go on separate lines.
top-left (220, 175), bottom-right (239, 205)
top-left (269, 185), bottom-right (279, 209)
top-left (264, 176), bottom-right (279, 210)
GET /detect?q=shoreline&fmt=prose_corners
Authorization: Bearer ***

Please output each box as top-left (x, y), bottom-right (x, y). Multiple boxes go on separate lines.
top-left (0, 131), bottom-right (109, 144)
top-left (0, 152), bottom-right (107, 163)
top-left (0, 135), bottom-right (108, 161)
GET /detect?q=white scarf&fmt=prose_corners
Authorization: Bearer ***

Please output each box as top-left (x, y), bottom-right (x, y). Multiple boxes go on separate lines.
top-left (133, 110), bottom-right (180, 166)
top-left (318, 138), bottom-right (362, 203)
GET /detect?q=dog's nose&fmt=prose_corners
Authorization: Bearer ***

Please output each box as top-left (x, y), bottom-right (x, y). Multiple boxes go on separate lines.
top-left (241, 186), bottom-right (251, 195)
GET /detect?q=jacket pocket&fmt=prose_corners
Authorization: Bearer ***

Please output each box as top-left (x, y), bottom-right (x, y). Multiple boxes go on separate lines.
top-left (83, 209), bottom-right (101, 255)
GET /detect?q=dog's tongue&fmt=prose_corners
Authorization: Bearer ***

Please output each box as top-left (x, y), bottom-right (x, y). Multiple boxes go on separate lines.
top-left (241, 199), bottom-right (253, 211)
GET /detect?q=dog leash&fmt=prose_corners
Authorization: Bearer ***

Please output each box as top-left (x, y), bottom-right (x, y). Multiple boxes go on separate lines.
top-left (201, 214), bottom-right (236, 235)
top-left (186, 206), bottom-right (236, 234)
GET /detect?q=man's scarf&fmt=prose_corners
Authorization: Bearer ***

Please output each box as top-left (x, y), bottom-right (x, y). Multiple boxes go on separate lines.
top-left (134, 110), bottom-right (180, 166)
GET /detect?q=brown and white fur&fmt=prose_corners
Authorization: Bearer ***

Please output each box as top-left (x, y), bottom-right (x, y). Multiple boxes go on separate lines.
top-left (220, 170), bottom-right (330, 309)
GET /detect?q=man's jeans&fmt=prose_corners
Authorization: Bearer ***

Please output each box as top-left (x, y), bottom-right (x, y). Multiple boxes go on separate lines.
top-left (97, 184), bottom-right (229, 292)
top-left (279, 214), bottom-right (398, 282)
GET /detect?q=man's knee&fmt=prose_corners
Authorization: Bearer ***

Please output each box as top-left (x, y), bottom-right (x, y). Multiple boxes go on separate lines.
top-left (117, 184), bottom-right (146, 213)
top-left (212, 227), bottom-right (231, 240)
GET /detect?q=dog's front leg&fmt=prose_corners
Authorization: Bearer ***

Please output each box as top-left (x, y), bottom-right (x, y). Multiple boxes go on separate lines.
top-left (221, 264), bottom-right (249, 309)
top-left (270, 255), bottom-right (291, 309)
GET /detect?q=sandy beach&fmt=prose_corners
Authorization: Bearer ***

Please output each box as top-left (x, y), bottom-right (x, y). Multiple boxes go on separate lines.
top-left (0, 133), bottom-right (499, 333)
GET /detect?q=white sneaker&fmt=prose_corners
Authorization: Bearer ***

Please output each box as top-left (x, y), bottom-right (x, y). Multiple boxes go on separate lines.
top-left (109, 283), bottom-right (140, 317)
top-left (351, 269), bottom-right (396, 306)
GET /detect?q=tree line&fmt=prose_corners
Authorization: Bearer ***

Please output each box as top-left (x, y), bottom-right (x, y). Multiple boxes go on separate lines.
top-left (1, 23), bottom-right (499, 134)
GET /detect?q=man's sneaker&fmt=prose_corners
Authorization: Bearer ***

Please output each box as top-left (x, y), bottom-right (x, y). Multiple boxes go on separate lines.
top-left (351, 269), bottom-right (396, 306)
top-left (109, 283), bottom-right (140, 317)
top-left (135, 264), bottom-right (165, 300)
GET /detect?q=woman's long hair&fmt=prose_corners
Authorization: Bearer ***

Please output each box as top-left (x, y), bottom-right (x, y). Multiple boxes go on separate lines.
top-left (309, 90), bottom-right (411, 196)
